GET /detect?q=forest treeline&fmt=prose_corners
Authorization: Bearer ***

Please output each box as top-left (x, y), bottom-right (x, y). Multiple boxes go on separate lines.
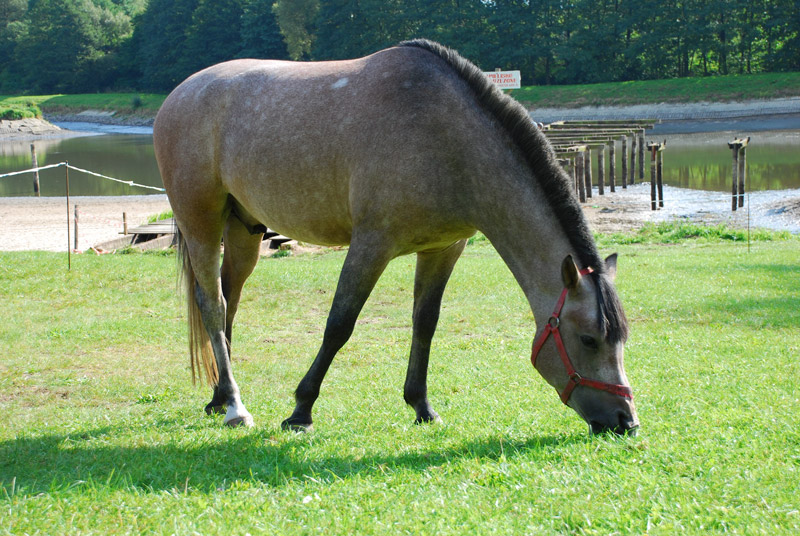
top-left (1, 0), bottom-right (798, 94)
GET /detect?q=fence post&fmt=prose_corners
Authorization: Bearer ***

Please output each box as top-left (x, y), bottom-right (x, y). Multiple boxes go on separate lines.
top-left (31, 143), bottom-right (40, 196)
top-left (74, 205), bottom-right (79, 251)
top-left (650, 145), bottom-right (657, 210)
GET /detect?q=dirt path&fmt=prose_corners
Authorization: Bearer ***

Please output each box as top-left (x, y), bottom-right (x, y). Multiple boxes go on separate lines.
top-left (1, 184), bottom-right (797, 253)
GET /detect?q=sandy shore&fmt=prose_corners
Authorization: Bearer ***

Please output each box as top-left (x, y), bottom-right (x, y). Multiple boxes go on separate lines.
top-left (0, 195), bottom-right (171, 252)
top-left (1, 184), bottom-right (797, 253)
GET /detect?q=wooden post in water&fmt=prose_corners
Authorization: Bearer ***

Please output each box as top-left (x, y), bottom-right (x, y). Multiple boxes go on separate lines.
top-left (597, 147), bottom-right (605, 195)
top-left (638, 130), bottom-right (646, 182)
top-left (575, 152), bottom-right (586, 202)
top-left (646, 141), bottom-right (666, 210)
top-left (738, 141), bottom-right (748, 208)
top-left (584, 150), bottom-right (592, 199)
top-left (621, 135), bottom-right (628, 189)
top-left (31, 143), bottom-right (40, 196)
top-left (629, 134), bottom-right (636, 185)
top-left (728, 137), bottom-right (749, 211)
top-left (649, 145), bottom-right (657, 210)
top-left (657, 143), bottom-right (665, 208)
top-left (609, 140), bottom-right (616, 193)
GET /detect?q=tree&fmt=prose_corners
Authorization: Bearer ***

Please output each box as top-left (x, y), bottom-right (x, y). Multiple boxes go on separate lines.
top-left (240, 0), bottom-right (288, 59)
top-left (272, 0), bottom-right (319, 60)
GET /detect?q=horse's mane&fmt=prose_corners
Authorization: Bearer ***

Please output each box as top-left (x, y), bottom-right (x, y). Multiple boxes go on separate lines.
top-left (398, 39), bottom-right (628, 343)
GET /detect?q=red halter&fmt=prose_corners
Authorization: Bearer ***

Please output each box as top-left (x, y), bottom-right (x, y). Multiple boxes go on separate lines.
top-left (530, 267), bottom-right (633, 404)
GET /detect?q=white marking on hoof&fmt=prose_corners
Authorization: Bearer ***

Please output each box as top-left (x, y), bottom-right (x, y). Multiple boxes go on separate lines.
top-left (224, 405), bottom-right (254, 428)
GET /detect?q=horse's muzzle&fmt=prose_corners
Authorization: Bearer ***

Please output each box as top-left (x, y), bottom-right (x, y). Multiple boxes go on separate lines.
top-left (589, 415), bottom-right (639, 436)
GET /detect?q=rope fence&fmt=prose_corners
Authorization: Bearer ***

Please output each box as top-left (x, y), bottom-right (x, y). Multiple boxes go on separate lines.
top-left (0, 162), bottom-right (165, 192)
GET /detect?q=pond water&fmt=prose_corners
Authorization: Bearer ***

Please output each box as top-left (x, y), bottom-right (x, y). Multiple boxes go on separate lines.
top-left (1, 120), bottom-right (798, 196)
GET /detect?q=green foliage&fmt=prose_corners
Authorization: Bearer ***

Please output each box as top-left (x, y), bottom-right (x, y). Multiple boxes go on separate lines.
top-left (0, 1), bottom-right (797, 92)
top-left (0, 102), bottom-right (39, 119)
top-left (272, 0), bottom-right (319, 60)
top-left (0, 240), bottom-right (799, 533)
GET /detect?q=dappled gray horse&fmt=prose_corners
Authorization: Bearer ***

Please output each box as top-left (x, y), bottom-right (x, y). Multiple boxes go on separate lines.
top-left (154, 39), bottom-right (638, 435)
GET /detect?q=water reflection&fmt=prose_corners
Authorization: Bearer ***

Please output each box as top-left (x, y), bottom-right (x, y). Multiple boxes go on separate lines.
top-left (0, 134), bottom-right (162, 197)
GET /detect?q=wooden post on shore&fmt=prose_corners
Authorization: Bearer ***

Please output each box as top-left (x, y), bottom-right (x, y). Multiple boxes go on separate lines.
top-left (31, 143), bottom-right (40, 196)
top-left (728, 137), bottom-right (749, 211)
top-left (123, 212), bottom-right (128, 235)
top-left (621, 135), bottom-right (628, 189)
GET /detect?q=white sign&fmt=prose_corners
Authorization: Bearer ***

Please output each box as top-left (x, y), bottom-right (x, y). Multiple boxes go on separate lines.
top-left (484, 70), bottom-right (521, 89)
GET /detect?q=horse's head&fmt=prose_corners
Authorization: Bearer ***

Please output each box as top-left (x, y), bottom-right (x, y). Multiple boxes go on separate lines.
top-left (532, 254), bottom-right (639, 435)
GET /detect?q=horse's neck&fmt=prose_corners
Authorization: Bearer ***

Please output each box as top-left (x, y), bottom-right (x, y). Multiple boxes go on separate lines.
top-left (476, 172), bottom-right (576, 323)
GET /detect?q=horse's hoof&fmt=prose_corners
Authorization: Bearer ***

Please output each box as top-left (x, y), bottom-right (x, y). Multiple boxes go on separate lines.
top-left (205, 404), bottom-right (225, 415)
top-left (224, 414), bottom-right (254, 428)
top-left (281, 418), bottom-right (313, 432)
top-left (414, 413), bottom-right (443, 425)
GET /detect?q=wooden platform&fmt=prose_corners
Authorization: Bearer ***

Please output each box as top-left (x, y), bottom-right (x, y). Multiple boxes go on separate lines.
top-left (95, 217), bottom-right (293, 253)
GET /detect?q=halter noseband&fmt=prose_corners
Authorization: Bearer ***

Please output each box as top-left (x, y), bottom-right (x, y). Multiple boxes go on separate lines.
top-left (530, 267), bottom-right (633, 405)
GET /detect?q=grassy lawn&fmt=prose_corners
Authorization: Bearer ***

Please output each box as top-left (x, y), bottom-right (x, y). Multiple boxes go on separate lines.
top-left (0, 94), bottom-right (165, 120)
top-left (1, 230), bottom-right (799, 534)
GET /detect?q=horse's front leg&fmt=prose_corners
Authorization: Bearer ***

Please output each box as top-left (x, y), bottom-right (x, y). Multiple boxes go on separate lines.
top-left (404, 240), bottom-right (466, 424)
top-left (281, 236), bottom-right (393, 431)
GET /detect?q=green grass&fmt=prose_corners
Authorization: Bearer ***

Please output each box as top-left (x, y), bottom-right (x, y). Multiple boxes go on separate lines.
top-left (513, 71), bottom-right (800, 108)
top-left (1, 230), bottom-right (799, 534)
top-left (0, 93), bottom-right (165, 119)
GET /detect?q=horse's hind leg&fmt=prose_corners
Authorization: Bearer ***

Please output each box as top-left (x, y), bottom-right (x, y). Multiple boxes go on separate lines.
top-left (404, 240), bottom-right (466, 424)
top-left (181, 211), bottom-right (254, 427)
top-left (282, 235), bottom-right (394, 430)
top-left (205, 213), bottom-right (264, 415)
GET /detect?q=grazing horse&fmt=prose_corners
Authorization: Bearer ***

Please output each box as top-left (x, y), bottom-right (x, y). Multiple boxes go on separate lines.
top-left (153, 39), bottom-right (638, 435)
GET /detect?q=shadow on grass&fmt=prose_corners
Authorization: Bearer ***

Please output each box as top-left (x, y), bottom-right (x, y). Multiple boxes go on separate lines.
top-left (0, 423), bottom-right (592, 496)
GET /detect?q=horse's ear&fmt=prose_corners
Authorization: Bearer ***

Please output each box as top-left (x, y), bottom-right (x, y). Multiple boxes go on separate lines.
top-left (604, 253), bottom-right (618, 281)
top-left (561, 255), bottom-right (581, 289)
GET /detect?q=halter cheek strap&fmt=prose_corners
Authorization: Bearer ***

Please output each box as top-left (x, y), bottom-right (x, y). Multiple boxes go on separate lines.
top-left (530, 267), bottom-right (633, 405)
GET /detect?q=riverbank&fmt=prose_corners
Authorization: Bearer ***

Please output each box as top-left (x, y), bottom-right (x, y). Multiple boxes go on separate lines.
top-left (1, 184), bottom-right (797, 252)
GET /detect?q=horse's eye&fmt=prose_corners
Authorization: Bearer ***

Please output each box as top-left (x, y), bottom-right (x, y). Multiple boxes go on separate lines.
top-left (580, 335), bottom-right (599, 350)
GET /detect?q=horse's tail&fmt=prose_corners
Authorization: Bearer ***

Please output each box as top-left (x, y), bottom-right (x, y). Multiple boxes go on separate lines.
top-left (176, 226), bottom-right (219, 386)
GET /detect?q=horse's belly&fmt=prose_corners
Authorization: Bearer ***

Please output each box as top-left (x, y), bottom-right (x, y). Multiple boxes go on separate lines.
top-left (229, 179), bottom-right (354, 247)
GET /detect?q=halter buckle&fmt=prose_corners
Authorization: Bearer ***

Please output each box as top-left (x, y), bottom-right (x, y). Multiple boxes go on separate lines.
top-left (547, 316), bottom-right (560, 329)
top-left (569, 372), bottom-right (583, 384)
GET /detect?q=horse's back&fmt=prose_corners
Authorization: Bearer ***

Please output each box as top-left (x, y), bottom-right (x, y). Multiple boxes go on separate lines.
top-left (154, 46), bottom-right (482, 248)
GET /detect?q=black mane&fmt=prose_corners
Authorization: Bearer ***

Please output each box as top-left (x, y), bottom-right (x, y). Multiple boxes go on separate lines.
top-left (399, 39), bottom-right (628, 343)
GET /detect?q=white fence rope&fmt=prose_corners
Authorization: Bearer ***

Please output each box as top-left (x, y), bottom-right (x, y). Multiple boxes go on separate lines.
top-left (0, 162), bottom-right (165, 192)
